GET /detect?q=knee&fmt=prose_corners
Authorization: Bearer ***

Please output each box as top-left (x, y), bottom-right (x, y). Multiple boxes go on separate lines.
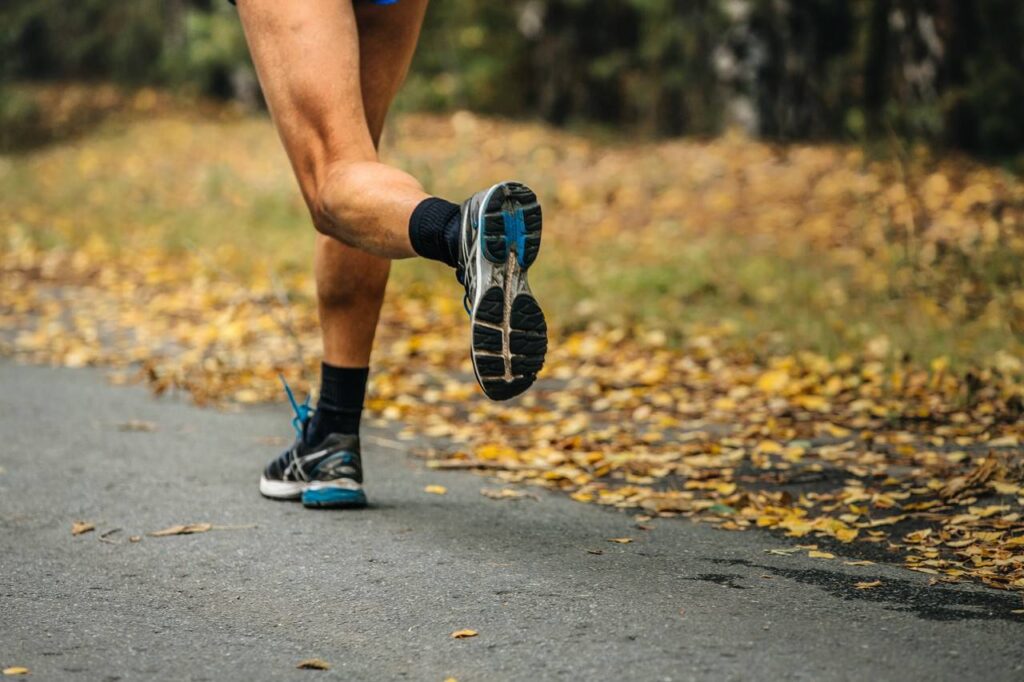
top-left (311, 161), bottom-right (376, 240)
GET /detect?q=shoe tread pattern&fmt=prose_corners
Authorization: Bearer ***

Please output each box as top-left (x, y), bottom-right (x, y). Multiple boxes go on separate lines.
top-left (472, 288), bottom-right (547, 401)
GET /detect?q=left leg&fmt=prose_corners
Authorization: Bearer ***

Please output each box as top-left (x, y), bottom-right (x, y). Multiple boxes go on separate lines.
top-left (251, 0), bottom-right (427, 507)
top-left (315, 0), bottom-right (429, 370)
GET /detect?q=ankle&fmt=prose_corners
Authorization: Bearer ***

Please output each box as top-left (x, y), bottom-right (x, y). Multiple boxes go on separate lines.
top-left (409, 197), bottom-right (461, 268)
top-left (307, 363), bottom-right (369, 442)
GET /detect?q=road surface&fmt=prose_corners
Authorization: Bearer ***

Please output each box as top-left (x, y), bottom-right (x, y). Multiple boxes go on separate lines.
top-left (1, 361), bottom-right (1022, 680)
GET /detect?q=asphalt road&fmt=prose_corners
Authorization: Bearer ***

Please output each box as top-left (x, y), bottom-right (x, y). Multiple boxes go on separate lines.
top-left (1, 361), bottom-right (1023, 681)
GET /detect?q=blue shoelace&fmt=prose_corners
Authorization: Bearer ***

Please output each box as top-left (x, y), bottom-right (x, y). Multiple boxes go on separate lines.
top-left (279, 374), bottom-right (312, 437)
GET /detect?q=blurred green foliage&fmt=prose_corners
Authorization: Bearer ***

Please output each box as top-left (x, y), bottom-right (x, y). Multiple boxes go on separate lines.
top-left (2, 0), bottom-right (1024, 156)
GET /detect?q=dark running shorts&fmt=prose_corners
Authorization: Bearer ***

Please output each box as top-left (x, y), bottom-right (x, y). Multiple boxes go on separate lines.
top-left (230, 0), bottom-right (398, 4)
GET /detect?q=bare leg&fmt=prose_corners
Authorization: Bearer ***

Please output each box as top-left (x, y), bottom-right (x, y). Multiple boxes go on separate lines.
top-left (237, 0), bottom-right (428, 259)
top-left (313, 1), bottom-right (428, 366)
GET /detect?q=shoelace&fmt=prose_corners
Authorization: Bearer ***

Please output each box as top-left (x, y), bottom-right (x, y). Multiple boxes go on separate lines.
top-left (279, 375), bottom-right (313, 481)
top-left (280, 374), bottom-right (312, 436)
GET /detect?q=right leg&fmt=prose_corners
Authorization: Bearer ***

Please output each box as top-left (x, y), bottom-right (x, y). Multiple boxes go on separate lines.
top-left (237, 0), bottom-right (426, 259)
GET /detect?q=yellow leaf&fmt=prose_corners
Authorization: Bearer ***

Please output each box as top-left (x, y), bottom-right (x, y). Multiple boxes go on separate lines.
top-left (296, 659), bottom-right (331, 670)
top-left (834, 527), bottom-right (859, 543)
top-left (756, 440), bottom-right (783, 454)
top-left (2, 668), bottom-right (30, 676)
top-left (714, 482), bottom-right (737, 495)
top-left (808, 550), bottom-right (835, 559)
top-left (990, 481), bottom-right (1021, 495)
top-left (424, 485), bottom-right (448, 495)
top-left (234, 388), bottom-right (260, 403)
top-left (793, 395), bottom-right (830, 412)
top-left (968, 505), bottom-right (1009, 518)
top-left (903, 528), bottom-right (932, 543)
top-left (855, 580), bottom-right (882, 590)
top-left (451, 629), bottom-right (478, 639)
top-left (756, 369), bottom-right (789, 393)
top-left (843, 560), bottom-right (875, 566)
top-left (945, 538), bottom-right (976, 548)
top-left (608, 537), bottom-right (633, 544)
top-left (973, 531), bottom-right (1005, 542)
top-left (71, 520), bottom-right (95, 536)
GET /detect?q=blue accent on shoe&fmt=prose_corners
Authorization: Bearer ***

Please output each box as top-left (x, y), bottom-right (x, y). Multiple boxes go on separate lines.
top-left (308, 451), bottom-right (357, 478)
top-left (279, 374), bottom-right (312, 437)
top-left (302, 487), bottom-right (368, 508)
top-left (502, 205), bottom-right (528, 267)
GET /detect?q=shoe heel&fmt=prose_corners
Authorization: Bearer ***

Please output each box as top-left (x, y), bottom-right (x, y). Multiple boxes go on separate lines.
top-left (480, 182), bottom-right (542, 268)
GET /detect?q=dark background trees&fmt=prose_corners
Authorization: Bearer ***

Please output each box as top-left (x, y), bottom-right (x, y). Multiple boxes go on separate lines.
top-left (2, 0), bottom-right (1023, 156)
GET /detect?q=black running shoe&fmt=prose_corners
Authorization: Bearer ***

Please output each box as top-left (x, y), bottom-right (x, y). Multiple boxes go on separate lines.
top-left (258, 381), bottom-right (367, 509)
top-left (457, 181), bottom-right (547, 401)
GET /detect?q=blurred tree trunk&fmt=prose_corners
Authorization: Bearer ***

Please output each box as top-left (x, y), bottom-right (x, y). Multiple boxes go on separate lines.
top-left (863, 0), bottom-right (891, 137)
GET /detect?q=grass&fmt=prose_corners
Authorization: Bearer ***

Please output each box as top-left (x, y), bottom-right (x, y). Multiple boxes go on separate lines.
top-left (2, 86), bottom-right (1022, 370)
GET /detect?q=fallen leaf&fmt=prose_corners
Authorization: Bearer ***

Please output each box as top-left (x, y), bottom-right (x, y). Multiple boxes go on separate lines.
top-left (424, 485), bottom-right (448, 495)
top-left (147, 522), bottom-right (213, 537)
top-left (296, 658), bottom-right (331, 670)
top-left (608, 537), bottom-right (633, 544)
top-left (2, 668), bottom-right (29, 677)
top-left (808, 550), bottom-right (835, 559)
top-left (855, 580), bottom-right (882, 590)
top-left (765, 547), bottom-right (803, 556)
top-left (843, 560), bottom-right (875, 566)
top-left (71, 521), bottom-right (95, 536)
top-left (586, 548), bottom-right (604, 555)
top-left (117, 420), bottom-right (157, 432)
top-left (480, 487), bottom-right (534, 501)
top-left (451, 629), bottom-right (478, 639)
top-left (129, 535), bottom-right (142, 543)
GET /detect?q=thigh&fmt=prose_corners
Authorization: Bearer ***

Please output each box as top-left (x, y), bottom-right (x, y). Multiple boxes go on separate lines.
top-left (354, 0), bottom-right (429, 143)
top-left (237, 0), bottom-right (376, 207)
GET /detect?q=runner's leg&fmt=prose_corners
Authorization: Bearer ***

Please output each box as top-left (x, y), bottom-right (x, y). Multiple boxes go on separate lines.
top-left (236, 0), bottom-right (427, 259)
top-left (314, 0), bottom-right (428, 368)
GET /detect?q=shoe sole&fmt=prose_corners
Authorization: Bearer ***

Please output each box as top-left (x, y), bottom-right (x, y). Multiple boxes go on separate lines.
top-left (301, 481), bottom-right (368, 509)
top-left (469, 182), bottom-right (547, 401)
top-left (259, 475), bottom-right (304, 500)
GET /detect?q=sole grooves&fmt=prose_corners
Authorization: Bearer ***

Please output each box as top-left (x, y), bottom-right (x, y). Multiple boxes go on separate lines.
top-left (470, 182), bottom-right (546, 401)
top-left (472, 292), bottom-right (547, 400)
top-left (475, 287), bottom-right (505, 324)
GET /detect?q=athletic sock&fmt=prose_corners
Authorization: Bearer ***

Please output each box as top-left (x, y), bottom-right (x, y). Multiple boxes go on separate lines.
top-left (408, 197), bottom-right (461, 268)
top-left (306, 363), bottom-right (369, 444)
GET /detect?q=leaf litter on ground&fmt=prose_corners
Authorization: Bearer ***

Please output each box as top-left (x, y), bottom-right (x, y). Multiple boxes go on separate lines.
top-left (3, 94), bottom-right (1024, 593)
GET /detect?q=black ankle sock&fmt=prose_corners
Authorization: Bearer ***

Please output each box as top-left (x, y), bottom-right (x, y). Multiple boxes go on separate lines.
top-left (409, 197), bottom-right (461, 268)
top-left (306, 363), bottom-right (369, 444)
